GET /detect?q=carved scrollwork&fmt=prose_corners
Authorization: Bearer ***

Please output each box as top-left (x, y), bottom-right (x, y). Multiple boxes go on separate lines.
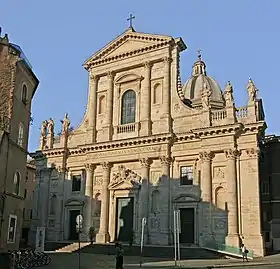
top-left (199, 151), bottom-right (213, 161)
top-left (107, 71), bottom-right (114, 79)
top-left (143, 61), bottom-right (152, 69)
top-left (101, 162), bottom-right (112, 171)
top-left (159, 156), bottom-right (172, 166)
top-left (85, 163), bottom-right (95, 172)
top-left (245, 148), bottom-right (260, 158)
top-left (90, 73), bottom-right (98, 81)
top-left (139, 158), bottom-right (152, 168)
top-left (224, 149), bottom-right (240, 160)
top-left (162, 56), bottom-right (172, 65)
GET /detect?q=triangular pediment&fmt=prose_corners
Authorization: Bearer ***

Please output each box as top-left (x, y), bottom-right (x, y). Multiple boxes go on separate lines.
top-left (84, 28), bottom-right (186, 69)
top-left (108, 165), bottom-right (141, 190)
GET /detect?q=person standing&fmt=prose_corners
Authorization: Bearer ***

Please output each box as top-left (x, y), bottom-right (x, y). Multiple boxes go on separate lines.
top-left (241, 244), bottom-right (249, 262)
top-left (115, 242), bottom-right (124, 269)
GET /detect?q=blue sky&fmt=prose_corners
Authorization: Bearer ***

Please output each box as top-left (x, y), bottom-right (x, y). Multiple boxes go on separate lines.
top-left (2, 1), bottom-right (280, 152)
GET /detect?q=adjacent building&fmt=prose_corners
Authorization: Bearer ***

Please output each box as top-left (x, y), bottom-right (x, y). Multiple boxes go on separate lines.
top-left (259, 135), bottom-right (280, 252)
top-left (0, 31), bottom-right (39, 251)
top-left (31, 27), bottom-right (266, 256)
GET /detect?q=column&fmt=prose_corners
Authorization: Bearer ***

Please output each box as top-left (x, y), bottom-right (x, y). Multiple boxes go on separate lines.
top-left (103, 71), bottom-right (114, 140)
top-left (160, 156), bottom-right (172, 244)
top-left (84, 164), bottom-right (95, 237)
top-left (161, 57), bottom-right (172, 133)
top-left (87, 74), bottom-right (98, 143)
top-left (96, 162), bottom-right (112, 243)
top-left (139, 158), bottom-right (152, 243)
top-left (224, 149), bottom-right (240, 246)
top-left (140, 62), bottom-right (152, 136)
top-left (199, 151), bottom-right (213, 202)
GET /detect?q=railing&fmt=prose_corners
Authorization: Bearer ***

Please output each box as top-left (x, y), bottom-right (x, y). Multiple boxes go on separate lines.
top-left (204, 241), bottom-right (254, 259)
top-left (236, 107), bottom-right (248, 119)
top-left (211, 110), bottom-right (227, 121)
top-left (117, 123), bottom-right (136, 134)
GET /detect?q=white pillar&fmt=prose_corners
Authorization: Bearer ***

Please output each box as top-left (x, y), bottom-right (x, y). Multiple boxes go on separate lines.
top-left (84, 164), bottom-right (95, 237)
top-left (140, 62), bottom-right (152, 136)
top-left (87, 74), bottom-right (98, 143)
top-left (139, 158), bottom-right (152, 244)
top-left (96, 162), bottom-right (112, 243)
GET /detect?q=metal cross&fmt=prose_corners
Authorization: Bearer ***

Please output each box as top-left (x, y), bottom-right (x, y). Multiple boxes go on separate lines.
top-left (197, 49), bottom-right (202, 59)
top-left (127, 14), bottom-right (135, 28)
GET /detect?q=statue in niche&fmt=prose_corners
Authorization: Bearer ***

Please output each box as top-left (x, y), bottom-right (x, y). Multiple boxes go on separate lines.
top-left (223, 81), bottom-right (234, 107)
top-left (47, 118), bottom-right (54, 136)
top-left (246, 78), bottom-right (258, 103)
top-left (60, 113), bottom-right (70, 134)
top-left (201, 82), bottom-right (212, 108)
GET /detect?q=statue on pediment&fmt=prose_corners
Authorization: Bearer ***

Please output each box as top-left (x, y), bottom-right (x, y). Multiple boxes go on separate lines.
top-left (201, 82), bottom-right (212, 108)
top-left (223, 81), bottom-right (234, 107)
top-left (47, 118), bottom-right (54, 136)
top-left (246, 78), bottom-right (258, 103)
top-left (60, 113), bottom-right (70, 134)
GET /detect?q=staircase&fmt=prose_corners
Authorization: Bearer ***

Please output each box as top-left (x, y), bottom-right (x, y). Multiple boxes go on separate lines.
top-left (55, 242), bottom-right (90, 253)
top-left (79, 244), bottom-right (226, 259)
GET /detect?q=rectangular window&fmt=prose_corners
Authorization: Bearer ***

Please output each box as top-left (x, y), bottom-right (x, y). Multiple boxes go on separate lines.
top-left (72, 175), bottom-right (82, 192)
top-left (29, 209), bottom-right (33, 220)
top-left (261, 181), bottom-right (270, 195)
top-left (7, 215), bottom-right (17, 243)
top-left (180, 166), bottom-right (193, 185)
top-left (25, 172), bottom-right (28, 182)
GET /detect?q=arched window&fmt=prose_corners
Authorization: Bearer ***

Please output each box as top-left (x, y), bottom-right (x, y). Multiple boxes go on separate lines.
top-left (151, 190), bottom-right (160, 213)
top-left (121, 90), bottom-right (136, 125)
top-left (215, 187), bottom-right (226, 210)
top-left (50, 194), bottom-right (57, 215)
top-left (17, 123), bottom-right (24, 147)
top-left (153, 83), bottom-right (162, 104)
top-left (98, 95), bottom-right (106, 114)
top-left (21, 84), bottom-right (27, 105)
top-left (13, 172), bottom-right (20, 195)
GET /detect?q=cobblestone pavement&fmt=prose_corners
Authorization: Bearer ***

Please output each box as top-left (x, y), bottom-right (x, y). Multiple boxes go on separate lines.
top-left (40, 253), bottom-right (280, 269)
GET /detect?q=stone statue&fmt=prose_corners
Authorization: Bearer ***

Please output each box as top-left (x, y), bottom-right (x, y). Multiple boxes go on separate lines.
top-left (201, 82), bottom-right (212, 108)
top-left (40, 120), bottom-right (47, 138)
top-left (246, 78), bottom-right (258, 103)
top-left (60, 113), bottom-right (70, 134)
top-left (223, 81), bottom-right (234, 107)
top-left (47, 118), bottom-right (54, 136)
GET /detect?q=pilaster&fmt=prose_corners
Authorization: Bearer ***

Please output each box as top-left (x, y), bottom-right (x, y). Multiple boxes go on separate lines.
top-left (160, 57), bottom-right (172, 133)
top-left (87, 74), bottom-right (98, 143)
top-left (139, 157), bottom-right (152, 244)
top-left (102, 72), bottom-right (114, 140)
top-left (96, 162), bottom-right (112, 243)
top-left (199, 151), bottom-right (213, 202)
top-left (140, 62), bottom-right (152, 136)
top-left (84, 164), bottom-right (95, 237)
top-left (224, 149), bottom-right (240, 247)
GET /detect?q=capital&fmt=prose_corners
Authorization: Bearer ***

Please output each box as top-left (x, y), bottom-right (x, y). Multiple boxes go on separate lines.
top-left (143, 61), bottom-right (152, 69)
top-left (139, 158), bottom-right (152, 168)
top-left (162, 56), bottom-right (172, 65)
top-left (85, 163), bottom-right (95, 172)
top-left (160, 156), bottom-right (172, 166)
top-left (101, 161), bottom-right (112, 171)
top-left (90, 73), bottom-right (98, 81)
top-left (107, 71), bottom-right (115, 79)
top-left (199, 151), bottom-right (214, 161)
top-left (245, 148), bottom-right (260, 158)
top-left (224, 149), bottom-right (240, 160)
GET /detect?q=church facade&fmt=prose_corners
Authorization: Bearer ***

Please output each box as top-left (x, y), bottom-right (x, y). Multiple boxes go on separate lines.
top-left (31, 27), bottom-right (266, 256)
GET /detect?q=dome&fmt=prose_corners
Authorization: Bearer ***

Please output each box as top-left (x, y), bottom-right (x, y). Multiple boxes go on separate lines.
top-left (182, 52), bottom-right (224, 109)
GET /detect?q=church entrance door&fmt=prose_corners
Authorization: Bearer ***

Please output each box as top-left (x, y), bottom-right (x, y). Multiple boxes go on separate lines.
top-left (115, 197), bottom-right (134, 243)
top-left (179, 208), bottom-right (195, 244)
top-left (68, 209), bottom-right (80, 240)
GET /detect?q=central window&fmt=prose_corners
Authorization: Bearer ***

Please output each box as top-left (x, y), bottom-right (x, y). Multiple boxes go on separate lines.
top-left (180, 166), bottom-right (194, 185)
top-left (121, 90), bottom-right (136, 125)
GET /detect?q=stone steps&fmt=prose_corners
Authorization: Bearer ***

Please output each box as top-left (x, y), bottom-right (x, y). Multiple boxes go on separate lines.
top-left (55, 242), bottom-right (90, 253)
top-left (78, 243), bottom-right (226, 259)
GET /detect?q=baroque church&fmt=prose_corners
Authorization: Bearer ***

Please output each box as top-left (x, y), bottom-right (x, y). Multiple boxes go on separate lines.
top-left (31, 25), bottom-right (266, 256)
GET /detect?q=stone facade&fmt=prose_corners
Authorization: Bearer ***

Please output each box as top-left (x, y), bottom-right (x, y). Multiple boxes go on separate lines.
top-left (0, 31), bottom-right (39, 251)
top-left (31, 27), bottom-right (266, 256)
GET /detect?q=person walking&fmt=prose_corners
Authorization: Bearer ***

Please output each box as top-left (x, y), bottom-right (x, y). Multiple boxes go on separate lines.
top-left (115, 242), bottom-right (124, 269)
top-left (241, 244), bottom-right (249, 262)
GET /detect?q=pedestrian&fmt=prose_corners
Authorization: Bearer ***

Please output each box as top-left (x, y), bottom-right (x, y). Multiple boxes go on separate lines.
top-left (241, 244), bottom-right (249, 262)
top-left (115, 242), bottom-right (124, 269)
